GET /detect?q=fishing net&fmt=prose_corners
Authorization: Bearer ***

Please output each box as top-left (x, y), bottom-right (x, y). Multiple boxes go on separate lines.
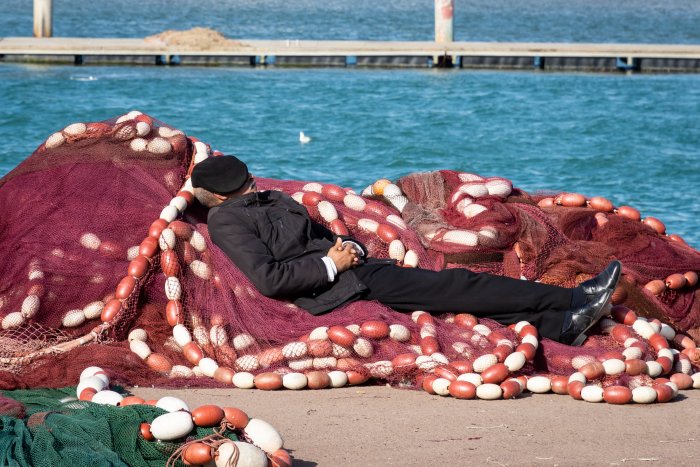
top-left (0, 112), bottom-right (699, 403)
top-left (0, 387), bottom-right (240, 466)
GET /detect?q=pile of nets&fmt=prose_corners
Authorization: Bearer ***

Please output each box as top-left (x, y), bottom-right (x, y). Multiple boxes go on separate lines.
top-left (0, 112), bottom-right (699, 410)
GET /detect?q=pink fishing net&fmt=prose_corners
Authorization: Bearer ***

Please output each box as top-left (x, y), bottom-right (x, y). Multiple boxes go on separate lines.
top-left (0, 113), bottom-right (699, 397)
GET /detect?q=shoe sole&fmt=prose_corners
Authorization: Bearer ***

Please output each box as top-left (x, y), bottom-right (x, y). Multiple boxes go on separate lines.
top-left (570, 287), bottom-right (615, 346)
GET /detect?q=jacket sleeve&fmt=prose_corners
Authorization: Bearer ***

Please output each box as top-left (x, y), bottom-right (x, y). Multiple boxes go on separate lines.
top-left (209, 209), bottom-right (330, 298)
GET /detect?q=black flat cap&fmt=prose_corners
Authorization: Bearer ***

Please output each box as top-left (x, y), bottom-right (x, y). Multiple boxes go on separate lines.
top-left (191, 155), bottom-right (249, 194)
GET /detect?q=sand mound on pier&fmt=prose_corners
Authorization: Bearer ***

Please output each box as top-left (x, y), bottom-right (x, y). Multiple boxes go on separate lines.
top-left (145, 27), bottom-right (242, 50)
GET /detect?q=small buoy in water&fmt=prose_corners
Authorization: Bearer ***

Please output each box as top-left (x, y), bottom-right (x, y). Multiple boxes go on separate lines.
top-left (299, 131), bottom-right (311, 144)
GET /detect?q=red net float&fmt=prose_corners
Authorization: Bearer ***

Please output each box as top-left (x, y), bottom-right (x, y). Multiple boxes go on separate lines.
top-left (643, 216), bottom-right (666, 234)
top-left (665, 273), bottom-right (687, 290)
top-left (191, 405), bottom-right (225, 427)
top-left (481, 363), bottom-right (509, 384)
top-left (434, 365), bottom-right (459, 382)
top-left (148, 219), bottom-right (168, 239)
top-left (684, 271), bottom-right (698, 287)
top-left (222, 407), bottom-right (249, 429)
top-left (615, 205), bottom-right (641, 221)
top-left (306, 370), bottom-right (331, 389)
top-left (580, 361), bottom-right (605, 380)
top-left (390, 353), bottom-right (417, 371)
top-left (371, 179), bottom-right (392, 196)
top-left (447, 380), bottom-right (475, 399)
top-left (100, 298), bottom-right (122, 323)
top-left (376, 224), bottom-right (399, 243)
top-left (328, 219), bottom-right (349, 236)
top-left (160, 250), bottom-right (180, 277)
top-left (558, 193), bottom-right (586, 207)
top-left (139, 423), bottom-right (154, 441)
top-left (168, 220), bottom-right (192, 239)
top-left (670, 373), bottom-right (693, 390)
top-left (421, 374), bottom-right (439, 394)
top-left (624, 359), bottom-right (646, 375)
top-left (654, 384), bottom-right (674, 403)
top-left (611, 306), bottom-right (637, 325)
top-left (549, 375), bottom-right (569, 395)
top-left (567, 381), bottom-right (584, 400)
top-left (611, 284), bottom-right (627, 304)
top-left (127, 255), bottom-right (150, 278)
top-left (139, 237), bottom-right (159, 258)
top-left (254, 372), bottom-right (283, 390)
top-left (518, 324), bottom-right (538, 338)
top-left (165, 300), bottom-right (183, 326)
top-left (360, 320), bottom-right (389, 339)
top-left (594, 212), bottom-right (609, 227)
top-left (644, 279), bottom-right (666, 295)
top-left (656, 356), bottom-right (673, 374)
top-left (492, 345), bottom-right (512, 363)
top-left (145, 353), bottom-right (172, 373)
top-left (673, 334), bottom-right (696, 349)
top-left (537, 197), bottom-right (554, 208)
top-left (668, 234), bottom-right (689, 246)
top-left (603, 386), bottom-right (632, 405)
top-left (327, 326), bottom-right (356, 347)
top-left (301, 192), bottom-right (323, 206)
top-left (516, 343), bottom-right (536, 361)
top-left (320, 184), bottom-right (346, 202)
top-left (269, 448), bottom-right (293, 467)
top-left (648, 333), bottom-right (669, 351)
top-left (307, 339), bottom-right (332, 358)
top-left (419, 336), bottom-right (438, 355)
top-left (79, 387), bottom-right (97, 401)
top-left (454, 313), bottom-right (477, 328)
top-left (588, 196), bottom-right (614, 212)
top-left (182, 442), bottom-right (212, 465)
top-left (346, 370), bottom-right (368, 385)
top-left (500, 379), bottom-right (522, 399)
top-left (211, 366), bottom-right (233, 384)
top-left (119, 396), bottom-right (145, 406)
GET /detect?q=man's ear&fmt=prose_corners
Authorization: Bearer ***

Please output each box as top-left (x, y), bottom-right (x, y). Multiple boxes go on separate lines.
top-left (214, 193), bottom-right (228, 201)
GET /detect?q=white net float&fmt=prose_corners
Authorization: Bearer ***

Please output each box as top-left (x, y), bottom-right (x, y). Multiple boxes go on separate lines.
top-left (91, 390), bottom-right (124, 406)
top-left (282, 372), bottom-right (308, 390)
top-left (128, 328), bottom-right (148, 342)
top-left (302, 182), bottom-right (323, 193)
top-left (385, 214), bottom-right (407, 230)
top-left (150, 411), bottom-right (194, 441)
top-left (129, 339), bottom-right (152, 360)
top-left (135, 121), bottom-right (151, 137)
top-left (190, 231), bottom-right (207, 252)
top-left (21, 295), bottom-right (40, 319)
top-left (63, 122), bottom-right (87, 136)
top-left (232, 371), bottom-right (256, 388)
top-left (317, 201), bottom-right (338, 222)
top-left (62, 309), bottom-right (86, 328)
top-left (79, 233), bottom-right (101, 250)
top-left (485, 178), bottom-right (513, 198)
top-left (215, 441), bottom-right (267, 467)
top-left (458, 173), bottom-right (484, 182)
top-left (45, 132), bottom-right (65, 149)
top-left (2, 312), bottom-right (26, 330)
top-left (147, 137), bottom-right (172, 154)
top-left (403, 250), bottom-right (419, 267)
top-left (442, 230), bottom-right (479, 247)
top-left (462, 204), bottom-right (488, 219)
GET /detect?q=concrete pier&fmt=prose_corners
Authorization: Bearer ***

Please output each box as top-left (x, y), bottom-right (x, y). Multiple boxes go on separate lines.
top-left (2, 37), bottom-right (700, 72)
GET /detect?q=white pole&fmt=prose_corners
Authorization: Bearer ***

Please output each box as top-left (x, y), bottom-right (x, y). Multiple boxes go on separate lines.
top-left (435, 0), bottom-right (454, 43)
top-left (33, 0), bottom-right (53, 38)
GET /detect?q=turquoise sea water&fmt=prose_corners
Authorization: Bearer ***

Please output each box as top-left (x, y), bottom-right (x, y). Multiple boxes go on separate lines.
top-left (1, 1), bottom-right (699, 247)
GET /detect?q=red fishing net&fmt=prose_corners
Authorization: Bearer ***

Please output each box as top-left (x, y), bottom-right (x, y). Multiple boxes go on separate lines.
top-left (1, 113), bottom-right (699, 403)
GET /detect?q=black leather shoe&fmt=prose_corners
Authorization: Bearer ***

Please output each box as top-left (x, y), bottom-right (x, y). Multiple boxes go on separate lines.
top-left (579, 260), bottom-right (622, 296)
top-left (559, 288), bottom-right (614, 346)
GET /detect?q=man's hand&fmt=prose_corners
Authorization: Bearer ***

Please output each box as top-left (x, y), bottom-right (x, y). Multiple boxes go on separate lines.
top-left (327, 238), bottom-right (360, 273)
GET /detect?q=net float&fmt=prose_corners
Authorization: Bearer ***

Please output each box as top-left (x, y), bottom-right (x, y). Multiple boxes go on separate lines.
top-left (654, 384), bottom-right (674, 403)
top-left (254, 372), bottom-right (284, 390)
top-left (692, 373), bottom-right (700, 389)
top-left (182, 442), bottom-right (212, 465)
top-left (357, 218), bottom-right (379, 233)
top-left (282, 372), bottom-right (308, 390)
top-left (160, 250), bottom-right (180, 277)
top-left (458, 173), bottom-right (484, 182)
top-left (611, 306), bottom-right (637, 325)
top-left (235, 355), bottom-right (260, 372)
top-left (403, 249), bottom-right (419, 267)
top-left (645, 361), bottom-right (662, 378)
top-left (559, 193), bottom-right (586, 207)
top-left (154, 396), bottom-right (190, 414)
top-left (602, 359), bottom-right (626, 375)
top-left (458, 182), bottom-right (488, 199)
top-left (668, 234), bottom-right (689, 246)
top-left (371, 178), bottom-right (392, 196)
top-left (360, 320), bottom-right (389, 339)
top-left (139, 423), bottom-right (154, 441)
top-left (431, 377), bottom-right (451, 396)
top-left (327, 370), bottom-right (348, 387)
top-left (656, 356), bottom-right (673, 374)
top-left (305, 370), bottom-right (331, 390)
top-left (579, 361), bottom-right (605, 380)
top-left (129, 138), bottom-right (147, 151)
top-left (119, 396), bottom-right (145, 406)
top-left (642, 216), bottom-right (666, 234)
top-left (537, 197), bottom-right (554, 208)
top-left (150, 411), bottom-right (194, 441)
top-left (128, 255), bottom-right (150, 279)
top-left (129, 339), bottom-right (152, 360)
top-left (158, 228), bottom-right (176, 251)
top-left (301, 192), bottom-right (323, 207)
top-left (301, 182), bottom-right (323, 193)
top-left (442, 230), bottom-right (478, 247)
top-left (100, 299), bottom-right (122, 322)
top-left (516, 343), bottom-right (536, 361)
top-left (232, 371), bottom-right (256, 389)
top-left (377, 224), bottom-right (399, 243)
top-left (549, 375), bottom-right (569, 395)
top-left (139, 237), bottom-right (159, 258)
top-left (631, 386), bottom-right (657, 404)
top-left (526, 376), bottom-right (551, 393)
top-left (165, 300), bottom-right (183, 326)
top-left (321, 184), bottom-right (346, 202)
top-left (588, 196), bottom-right (614, 212)
top-left (454, 313), bottom-right (478, 328)
top-left (433, 365), bottom-right (458, 382)
top-left (147, 137), bottom-right (172, 154)
top-left (481, 363), bottom-right (509, 384)
top-left (313, 357), bottom-right (337, 370)
top-left (500, 379), bottom-right (522, 399)
top-left (145, 353), bottom-right (172, 373)
top-left (307, 339), bottom-right (332, 358)
top-left (78, 388), bottom-right (95, 401)
top-left (284, 357), bottom-right (311, 371)
top-left (385, 214), bottom-right (407, 231)
top-left (127, 329), bottom-right (147, 343)
top-left (327, 325), bottom-right (356, 347)
top-left (462, 204), bottom-right (488, 219)
top-left (259, 347), bottom-right (285, 367)
top-left (673, 333), bottom-right (696, 349)
top-left (331, 343), bottom-right (352, 358)
top-left (456, 373), bottom-right (482, 387)
top-left (343, 194), bottom-right (366, 211)
top-left (448, 381), bottom-right (477, 399)
top-left (594, 212), bottom-right (609, 227)
top-left (215, 441), bottom-right (267, 467)
top-left (473, 354), bottom-right (498, 373)
top-left (169, 220), bottom-right (192, 239)
top-left (352, 338), bottom-right (373, 358)
top-left (485, 178), bottom-right (512, 198)
top-left (190, 231), bottom-right (207, 252)
top-left (476, 383), bottom-right (502, 400)
top-left (683, 271), bottom-right (698, 287)
top-left (329, 219), bottom-right (349, 235)
top-left (281, 341), bottom-right (307, 359)
top-left (665, 273), bottom-right (687, 290)
top-left (45, 132), bottom-right (65, 149)
top-left (632, 319), bottom-right (655, 339)
top-left (503, 352), bottom-right (526, 372)
top-left (76, 375), bottom-right (107, 396)
top-left (643, 279), bottom-right (666, 296)
top-left (670, 373), bottom-right (693, 390)
top-left (648, 333), bottom-right (669, 351)
top-left (164, 277), bottom-right (182, 301)
top-left (79, 233), bottom-right (101, 250)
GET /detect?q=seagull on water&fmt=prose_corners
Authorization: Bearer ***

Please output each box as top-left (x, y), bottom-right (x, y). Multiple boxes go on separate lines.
top-left (299, 131), bottom-right (311, 144)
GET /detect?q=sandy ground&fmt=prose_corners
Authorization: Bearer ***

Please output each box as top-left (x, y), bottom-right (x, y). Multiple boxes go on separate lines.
top-left (132, 384), bottom-right (700, 466)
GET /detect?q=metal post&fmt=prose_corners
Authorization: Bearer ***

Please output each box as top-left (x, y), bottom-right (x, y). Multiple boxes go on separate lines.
top-left (33, 0), bottom-right (53, 37)
top-left (435, 0), bottom-right (454, 43)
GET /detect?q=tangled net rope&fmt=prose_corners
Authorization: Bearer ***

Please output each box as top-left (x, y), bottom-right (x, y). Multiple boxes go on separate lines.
top-left (1, 112), bottom-right (699, 412)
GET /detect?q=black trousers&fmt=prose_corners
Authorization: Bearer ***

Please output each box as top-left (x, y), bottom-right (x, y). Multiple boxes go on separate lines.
top-left (352, 263), bottom-right (573, 341)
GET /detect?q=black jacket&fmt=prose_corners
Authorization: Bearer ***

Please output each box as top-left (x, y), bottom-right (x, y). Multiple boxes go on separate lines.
top-left (207, 190), bottom-right (368, 314)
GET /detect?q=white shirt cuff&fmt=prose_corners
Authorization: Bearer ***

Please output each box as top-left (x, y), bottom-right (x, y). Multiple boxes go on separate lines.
top-left (321, 256), bottom-right (338, 282)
